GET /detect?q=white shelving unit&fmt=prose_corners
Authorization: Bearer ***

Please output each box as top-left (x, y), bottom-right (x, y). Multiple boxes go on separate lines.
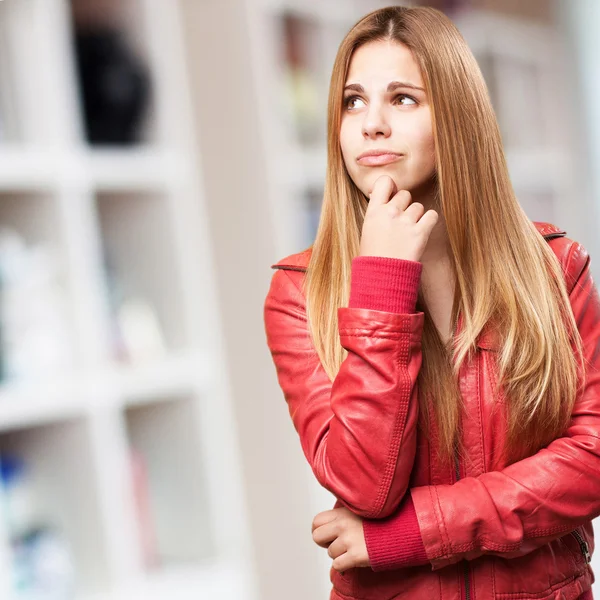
top-left (451, 7), bottom-right (583, 230)
top-left (0, 1), bottom-right (256, 599)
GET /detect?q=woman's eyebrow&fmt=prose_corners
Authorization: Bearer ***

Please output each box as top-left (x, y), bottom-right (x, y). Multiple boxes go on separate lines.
top-left (343, 81), bottom-right (425, 93)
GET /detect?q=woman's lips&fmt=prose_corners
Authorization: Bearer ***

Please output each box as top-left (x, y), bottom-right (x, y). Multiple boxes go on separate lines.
top-left (357, 153), bottom-right (403, 166)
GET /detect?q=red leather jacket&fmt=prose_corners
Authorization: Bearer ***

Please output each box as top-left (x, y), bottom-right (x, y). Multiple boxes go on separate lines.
top-left (263, 221), bottom-right (597, 600)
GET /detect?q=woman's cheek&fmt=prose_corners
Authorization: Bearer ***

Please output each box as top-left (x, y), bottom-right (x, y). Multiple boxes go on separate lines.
top-left (341, 149), bottom-right (364, 189)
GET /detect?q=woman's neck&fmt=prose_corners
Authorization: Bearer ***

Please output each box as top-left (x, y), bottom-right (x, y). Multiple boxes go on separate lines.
top-left (411, 182), bottom-right (451, 267)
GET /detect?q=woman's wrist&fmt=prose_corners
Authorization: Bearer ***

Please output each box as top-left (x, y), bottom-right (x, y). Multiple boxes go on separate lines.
top-left (363, 493), bottom-right (429, 571)
top-left (349, 255), bottom-right (422, 313)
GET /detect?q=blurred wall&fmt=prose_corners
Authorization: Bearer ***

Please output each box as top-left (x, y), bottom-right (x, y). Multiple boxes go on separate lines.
top-left (176, 1), bottom-right (328, 599)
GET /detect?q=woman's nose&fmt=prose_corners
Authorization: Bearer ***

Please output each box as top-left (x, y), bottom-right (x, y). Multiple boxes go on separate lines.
top-left (362, 105), bottom-right (391, 138)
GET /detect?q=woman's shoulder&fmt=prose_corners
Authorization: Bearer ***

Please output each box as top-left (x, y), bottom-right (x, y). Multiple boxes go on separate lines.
top-left (265, 247), bottom-right (313, 313)
top-left (270, 246), bottom-right (312, 273)
top-left (533, 220), bottom-right (567, 240)
top-left (534, 221), bottom-right (589, 293)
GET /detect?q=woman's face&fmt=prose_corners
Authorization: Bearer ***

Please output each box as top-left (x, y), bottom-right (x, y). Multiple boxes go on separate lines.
top-left (340, 39), bottom-right (436, 199)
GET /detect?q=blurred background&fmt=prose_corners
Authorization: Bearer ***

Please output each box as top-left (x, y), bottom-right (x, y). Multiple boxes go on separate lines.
top-left (0, 0), bottom-right (596, 599)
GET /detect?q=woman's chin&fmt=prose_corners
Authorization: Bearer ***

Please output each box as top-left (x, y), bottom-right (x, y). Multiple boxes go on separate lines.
top-left (363, 173), bottom-right (404, 197)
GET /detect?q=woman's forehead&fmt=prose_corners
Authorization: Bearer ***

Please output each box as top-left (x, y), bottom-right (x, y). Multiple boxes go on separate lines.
top-left (345, 40), bottom-right (423, 89)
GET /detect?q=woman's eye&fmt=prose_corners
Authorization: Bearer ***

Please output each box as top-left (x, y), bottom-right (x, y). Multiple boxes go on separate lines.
top-left (344, 95), bottom-right (365, 110)
top-left (395, 94), bottom-right (416, 106)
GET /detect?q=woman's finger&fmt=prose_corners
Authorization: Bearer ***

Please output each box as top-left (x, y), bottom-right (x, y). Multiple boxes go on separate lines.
top-left (312, 522), bottom-right (337, 548)
top-left (327, 536), bottom-right (347, 560)
top-left (403, 201), bottom-right (425, 221)
top-left (332, 551), bottom-right (355, 573)
top-left (389, 188), bottom-right (413, 212)
top-left (311, 510), bottom-right (338, 533)
top-left (368, 175), bottom-right (397, 206)
top-left (416, 208), bottom-right (439, 230)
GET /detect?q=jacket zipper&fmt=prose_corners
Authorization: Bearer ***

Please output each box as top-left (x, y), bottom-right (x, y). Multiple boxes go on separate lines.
top-left (454, 449), bottom-right (471, 600)
top-left (570, 529), bottom-right (591, 564)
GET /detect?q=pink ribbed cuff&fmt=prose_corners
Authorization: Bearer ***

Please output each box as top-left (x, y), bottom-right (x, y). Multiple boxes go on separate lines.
top-left (363, 494), bottom-right (429, 571)
top-left (349, 256), bottom-right (422, 314)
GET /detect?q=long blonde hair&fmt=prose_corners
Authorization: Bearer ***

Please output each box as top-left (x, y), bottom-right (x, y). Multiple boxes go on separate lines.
top-left (302, 6), bottom-right (585, 469)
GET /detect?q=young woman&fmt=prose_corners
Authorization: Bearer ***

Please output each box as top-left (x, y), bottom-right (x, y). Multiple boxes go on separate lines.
top-left (264, 6), bottom-right (599, 599)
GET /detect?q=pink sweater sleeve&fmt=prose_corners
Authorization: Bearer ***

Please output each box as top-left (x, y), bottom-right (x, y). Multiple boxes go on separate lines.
top-left (349, 256), bottom-right (422, 314)
top-left (363, 493), bottom-right (429, 571)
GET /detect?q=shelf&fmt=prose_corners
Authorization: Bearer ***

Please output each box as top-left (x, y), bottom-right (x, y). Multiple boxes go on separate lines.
top-left (86, 148), bottom-right (185, 191)
top-left (0, 379), bottom-right (88, 433)
top-left (0, 146), bottom-right (186, 192)
top-left (111, 349), bottom-right (210, 408)
top-left (0, 148), bottom-right (61, 190)
top-left (0, 349), bottom-right (211, 433)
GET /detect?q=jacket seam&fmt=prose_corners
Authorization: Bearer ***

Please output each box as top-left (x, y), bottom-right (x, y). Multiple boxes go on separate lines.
top-left (436, 522), bottom-right (589, 557)
top-left (339, 331), bottom-right (412, 340)
top-left (565, 241), bottom-right (588, 295)
top-left (475, 354), bottom-right (486, 475)
top-left (371, 332), bottom-right (412, 516)
top-left (430, 485), bottom-right (450, 556)
top-left (565, 241), bottom-right (579, 292)
top-left (435, 485), bottom-right (452, 554)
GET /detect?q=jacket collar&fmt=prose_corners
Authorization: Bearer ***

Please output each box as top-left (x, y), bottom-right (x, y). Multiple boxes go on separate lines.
top-left (271, 221), bottom-right (567, 351)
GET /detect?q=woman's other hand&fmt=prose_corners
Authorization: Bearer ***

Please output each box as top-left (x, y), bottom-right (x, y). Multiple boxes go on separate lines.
top-left (312, 506), bottom-right (370, 572)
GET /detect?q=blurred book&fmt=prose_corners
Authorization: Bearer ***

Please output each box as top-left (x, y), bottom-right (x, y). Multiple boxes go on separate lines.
top-left (1, 454), bottom-right (76, 599)
top-left (130, 448), bottom-right (158, 569)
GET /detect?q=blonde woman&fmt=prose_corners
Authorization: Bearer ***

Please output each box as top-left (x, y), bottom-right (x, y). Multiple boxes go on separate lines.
top-left (263, 6), bottom-right (598, 599)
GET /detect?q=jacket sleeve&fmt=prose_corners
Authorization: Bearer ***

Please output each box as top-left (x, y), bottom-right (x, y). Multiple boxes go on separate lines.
top-left (382, 241), bottom-right (600, 570)
top-left (263, 257), bottom-right (424, 519)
